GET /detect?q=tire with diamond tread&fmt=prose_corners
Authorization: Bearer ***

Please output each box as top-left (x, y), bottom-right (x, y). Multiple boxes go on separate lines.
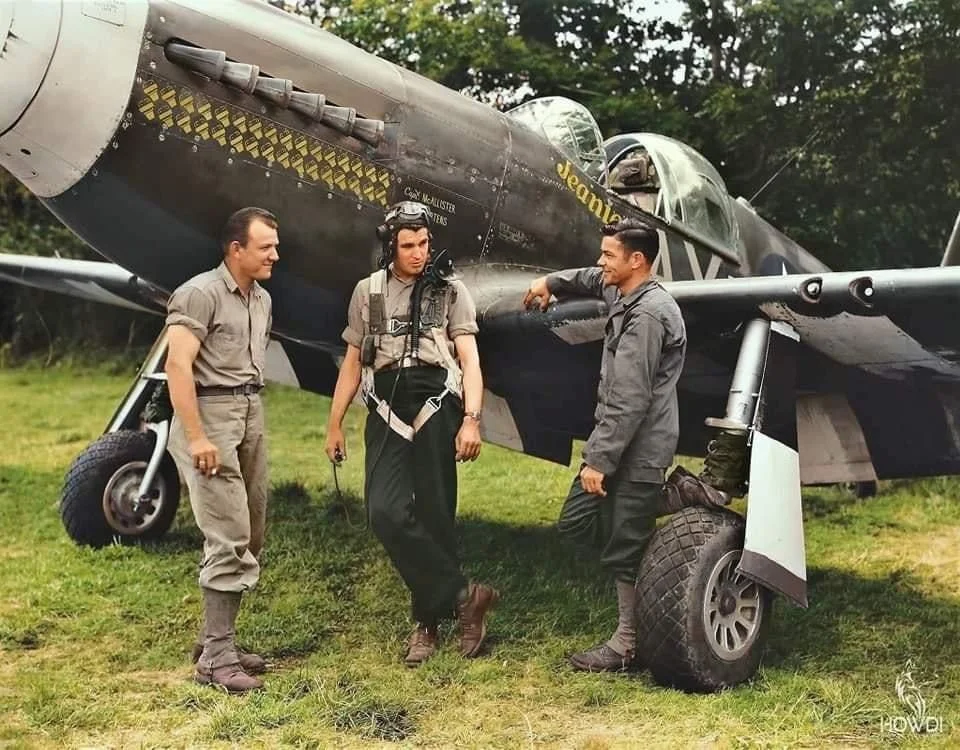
top-left (635, 505), bottom-right (771, 692)
top-left (61, 430), bottom-right (180, 547)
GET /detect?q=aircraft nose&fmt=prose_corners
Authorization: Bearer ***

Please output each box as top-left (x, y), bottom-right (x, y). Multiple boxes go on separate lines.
top-left (0, 0), bottom-right (62, 136)
top-left (0, 0), bottom-right (148, 198)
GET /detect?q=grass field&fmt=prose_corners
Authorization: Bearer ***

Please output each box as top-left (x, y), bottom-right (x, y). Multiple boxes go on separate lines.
top-left (1, 365), bottom-right (958, 748)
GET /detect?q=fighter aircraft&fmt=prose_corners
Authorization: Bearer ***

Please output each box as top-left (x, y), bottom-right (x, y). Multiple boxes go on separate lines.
top-left (3, 0), bottom-right (960, 693)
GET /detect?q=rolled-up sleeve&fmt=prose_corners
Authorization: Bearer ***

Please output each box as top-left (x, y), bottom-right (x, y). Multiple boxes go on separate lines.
top-left (546, 267), bottom-right (604, 298)
top-left (342, 282), bottom-right (365, 348)
top-left (447, 280), bottom-right (479, 338)
top-left (166, 286), bottom-right (214, 343)
top-left (583, 312), bottom-right (664, 475)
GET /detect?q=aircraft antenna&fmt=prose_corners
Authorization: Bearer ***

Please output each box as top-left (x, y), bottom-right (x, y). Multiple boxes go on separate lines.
top-left (748, 126), bottom-right (822, 204)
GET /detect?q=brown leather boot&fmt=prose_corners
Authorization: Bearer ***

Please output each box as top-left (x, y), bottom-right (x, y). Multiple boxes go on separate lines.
top-left (194, 589), bottom-right (264, 693)
top-left (569, 643), bottom-right (636, 673)
top-left (404, 622), bottom-right (439, 667)
top-left (191, 641), bottom-right (268, 675)
top-left (194, 663), bottom-right (264, 692)
top-left (663, 465), bottom-right (730, 513)
top-left (456, 582), bottom-right (500, 657)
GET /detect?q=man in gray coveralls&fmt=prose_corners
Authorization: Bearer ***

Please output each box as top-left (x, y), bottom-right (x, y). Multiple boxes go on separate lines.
top-left (523, 218), bottom-right (687, 672)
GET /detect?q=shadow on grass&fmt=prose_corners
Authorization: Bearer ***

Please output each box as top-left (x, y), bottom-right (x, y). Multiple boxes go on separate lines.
top-left (766, 565), bottom-right (960, 676)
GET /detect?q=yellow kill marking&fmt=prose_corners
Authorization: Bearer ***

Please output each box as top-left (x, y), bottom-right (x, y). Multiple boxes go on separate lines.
top-left (175, 111), bottom-right (192, 134)
top-left (137, 98), bottom-right (156, 121)
top-left (291, 154), bottom-right (304, 177)
top-left (179, 89), bottom-right (195, 114)
top-left (196, 96), bottom-right (212, 120)
top-left (194, 119), bottom-right (210, 141)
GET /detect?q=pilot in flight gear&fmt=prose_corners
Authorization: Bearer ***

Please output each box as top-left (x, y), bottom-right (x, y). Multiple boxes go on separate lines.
top-left (324, 201), bottom-right (500, 667)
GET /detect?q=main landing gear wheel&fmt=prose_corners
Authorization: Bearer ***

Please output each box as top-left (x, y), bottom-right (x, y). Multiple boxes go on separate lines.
top-left (61, 430), bottom-right (180, 547)
top-left (635, 506), bottom-right (772, 692)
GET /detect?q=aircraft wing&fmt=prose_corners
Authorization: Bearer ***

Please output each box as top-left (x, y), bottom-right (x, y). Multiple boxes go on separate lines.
top-left (470, 264), bottom-right (960, 475)
top-left (0, 253), bottom-right (167, 314)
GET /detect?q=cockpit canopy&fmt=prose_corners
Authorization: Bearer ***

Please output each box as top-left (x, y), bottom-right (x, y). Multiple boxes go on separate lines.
top-left (604, 133), bottom-right (738, 252)
top-left (506, 96), bottom-right (738, 254)
top-left (505, 96), bottom-right (607, 182)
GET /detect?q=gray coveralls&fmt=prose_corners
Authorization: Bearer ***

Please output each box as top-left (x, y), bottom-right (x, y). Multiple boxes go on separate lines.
top-left (343, 267), bottom-right (478, 622)
top-left (166, 262), bottom-right (271, 593)
top-left (548, 267), bottom-right (686, 582)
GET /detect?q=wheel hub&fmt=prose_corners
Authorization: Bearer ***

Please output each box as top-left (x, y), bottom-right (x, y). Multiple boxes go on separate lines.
top-left (718, 590), bottom-right (737, 616)
top-left (102, 461), bottom-right (165, 535)
top-left (702, 549), bottom-right (764, 661)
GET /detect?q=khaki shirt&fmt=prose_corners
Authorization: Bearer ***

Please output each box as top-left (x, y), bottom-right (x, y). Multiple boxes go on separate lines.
top-left (342, 267), bottom-right (478, 371)
top-left (166, 262), bottom-right (272, 387)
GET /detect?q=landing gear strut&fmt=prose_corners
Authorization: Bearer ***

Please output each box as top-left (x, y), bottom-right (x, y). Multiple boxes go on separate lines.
top-left (638, 318), bottom-right (802, 692)
top-left (60, 333), bottom-right (180, 547)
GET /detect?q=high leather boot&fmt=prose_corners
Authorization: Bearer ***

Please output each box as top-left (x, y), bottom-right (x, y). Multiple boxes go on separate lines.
top-left (191, 607), bottom-right (267, 676)
top-left (193, 589), bottom-right (263, 692)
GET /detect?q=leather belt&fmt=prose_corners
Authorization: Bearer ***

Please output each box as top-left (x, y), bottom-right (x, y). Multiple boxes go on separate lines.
top-left (195, 383), bottom-right (263, 397)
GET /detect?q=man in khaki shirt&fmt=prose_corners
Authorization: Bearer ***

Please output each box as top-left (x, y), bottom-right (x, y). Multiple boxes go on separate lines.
top-left (325, 201), bottom-right (499, 667)
top-left (165, 206), bottom-right (279, 693)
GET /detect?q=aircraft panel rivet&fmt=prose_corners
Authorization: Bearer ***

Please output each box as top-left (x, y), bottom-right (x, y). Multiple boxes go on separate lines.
top-left (149, 61), bottom-right (157, 70)
top-left (158, 134), bottom-right (165, 142)
top-left (227, 158), bottom-right (234, 165)
top-left (192, 145), bottom-right (198, 153)
top-left (265, 171), bottom-right (271, 178)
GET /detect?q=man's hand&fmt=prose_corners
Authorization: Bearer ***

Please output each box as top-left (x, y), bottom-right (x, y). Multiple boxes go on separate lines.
top-left (580, 464), bottom-right (607, 496)
top-left (522, 276), bottom-right (552, 311)
top-left (325, 426), bottom-right (346, 464)
top-left (455, 419), bottom-right (482, 462)
top-left (190, 436), bottom-right (220, 477)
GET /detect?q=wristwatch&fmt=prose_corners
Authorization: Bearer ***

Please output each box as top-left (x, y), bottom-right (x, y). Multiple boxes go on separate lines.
top-left (463, 410), bottom-right (481, 422)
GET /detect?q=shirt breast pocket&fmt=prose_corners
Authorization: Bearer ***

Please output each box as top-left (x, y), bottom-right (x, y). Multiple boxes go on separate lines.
top-left (209, 324), bottom-right (246, 355)
top-left (605, 317), bottom-right (624, 354)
